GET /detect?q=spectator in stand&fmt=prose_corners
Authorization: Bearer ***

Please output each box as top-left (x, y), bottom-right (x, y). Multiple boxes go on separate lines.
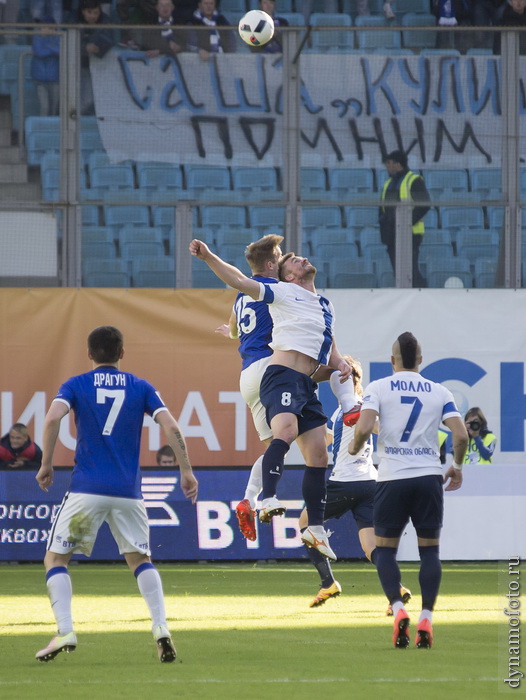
top-left (31, 0), bottom-right (62, 24)
top-left (156, 445), bottom-right (178, 466)
top-left (187, 0), bottom-right (236, 60)
top-left (463, 407), bottom-right (497, 465)
top-left (471, 0), bottom-right (504, 50)
top-left (78, 0), bottom-right (115, 115)
top-left (0, 0), bottom-right (20, 44)
top-left (31, 17), bottom-right (61, 117)
top-left (249, 0), bottom-right (289, 54)
top-left (495, 0), bottom-right (526, 53)
top-left (0, 423), bottom-right (42, 469)
top-left (137, 0), bottom-right (188, 57)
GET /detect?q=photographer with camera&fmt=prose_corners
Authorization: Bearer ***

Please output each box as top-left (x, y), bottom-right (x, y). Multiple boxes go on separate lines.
top-left (464, 407), bottom-right (497, 465)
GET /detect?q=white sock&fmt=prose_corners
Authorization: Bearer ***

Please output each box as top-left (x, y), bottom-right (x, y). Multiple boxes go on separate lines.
top-left (46, 570), bottom-right (73, 635)
top-left (244, 455), bottom-right (263, 508)
top-left (419, 609), bottom-right (433, 623)
top-left (136, 566), bottom-right (167, 630)
top-left (329, 370), bottom-right (357, 413)
top-left (392, 601), bottom-right (406, 616)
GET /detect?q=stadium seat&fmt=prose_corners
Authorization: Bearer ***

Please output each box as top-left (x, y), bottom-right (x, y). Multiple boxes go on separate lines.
top-left (133, 270), bottom-right (176, 288)
top-left (84, 271), bottom-right (131, 287)
top-left (358, 226), bottom-right (383, 254)
top-left (328, 168), bottom-right (374, 201)
top-left (249, 205), bottom-right (286, 233)
top-left (278, 12), bottom-right (305, 26)
top-left (418, 242), bottom-right (455, 278)
top-left (424, 169), bottom-right (469, 201)
top-left (344, 206), bottom-right (378, 229)
top-left (118, 226), bottom-right (164, 250)
top-left (332, 271), bottom-right (377, 288)
top-left (82, 241), bottom-right (117, 263)
top-left (309, 13), bottom-right (354, 54)
top-left (301, 168), bottom-right (328, 200)
top-left (440, 206), bottom-right (485, 235)
top-left (231, 167), bottom-right (279, 201)
top-left (307, 227), bottom-right (357, 255)
top-left (474, 257), bottom-right (498, 288)
top-left (192, 258), bottom-right (227, 288)
top-left (215, 229), bottom-right (255, 247)
top-left (401, 13), bottom-right (437, 49)
top-left (89, 164), bottom-right (135, 196)
top-left (420, 49), bottom-right (461, 57)
top-left (314, 242), bottom-right (359, 266)
top-left (302, 206), bottom-right (342, 231)
top-left (82, 257), bottom-right (129, 278)
top-left (200, 205), bottom-right (247, 231)
top-left (355, 16), bottom-right (401, 50)
top-left (392, 0), bottom-right (431, 14)
top-left (470, 168), bottom-right (502, 200)
top-left (82, 205), bottom-right (100, 227)
top-left (82, 227), bottom-right (114, 245)
top-left (248, 0), bottom-right (293, 9)
top-left (120, 242), bottom-right (166, 269)
top-left (104, 205), bottom-right (150, 232)
top-left (80, 128), bottom-right (104, 160)
top-left (0, 45), bottom-right (31, 95)
top-left (26, 130), bottom-right (60, 166)
top-left (136, 163), bottom-right (183, 193)
top-left (426, 258), bottom-right (473, 288)
top-left (186, 165), bottom-right (231, 200)
top-left (375, 257), bottom-right (395, 287)
top-left (456, 243), bottom-right (499, 269)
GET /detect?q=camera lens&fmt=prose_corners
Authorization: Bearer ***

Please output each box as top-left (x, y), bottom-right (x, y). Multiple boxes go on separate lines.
top-left (469, 420), bottom-right (481, 431)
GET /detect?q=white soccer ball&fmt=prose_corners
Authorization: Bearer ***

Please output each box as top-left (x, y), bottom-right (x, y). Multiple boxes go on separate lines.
top-left (238, 10), bottom-right (275, 47)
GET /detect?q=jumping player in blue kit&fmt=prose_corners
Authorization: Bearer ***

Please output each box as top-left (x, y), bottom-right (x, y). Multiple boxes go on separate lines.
top-left (35, 326), bottom-right (198, 663)
top-left (190, 238), bottom-right (352, 561)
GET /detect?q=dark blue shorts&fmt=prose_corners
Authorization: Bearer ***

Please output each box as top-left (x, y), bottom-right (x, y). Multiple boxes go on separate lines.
top-left (259, 365), bottom-right (327, 436)
top-left (373, 475), bottom-right (444, 539)
top-left (325, 479), bottom-right (375, 530)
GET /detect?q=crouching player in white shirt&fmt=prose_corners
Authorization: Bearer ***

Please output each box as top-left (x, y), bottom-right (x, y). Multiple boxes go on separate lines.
top-left (350, 332), bottom-right (468, 649)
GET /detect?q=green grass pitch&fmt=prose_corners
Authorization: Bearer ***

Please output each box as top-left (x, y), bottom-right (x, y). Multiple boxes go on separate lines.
top-left (0, 561), bottom-right (505, 700)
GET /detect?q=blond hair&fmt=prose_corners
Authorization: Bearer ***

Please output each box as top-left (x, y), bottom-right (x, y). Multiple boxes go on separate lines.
top-left (342, 354), bottom-right (363, 396)
top-left (245, 234), bottom-right (284, 273)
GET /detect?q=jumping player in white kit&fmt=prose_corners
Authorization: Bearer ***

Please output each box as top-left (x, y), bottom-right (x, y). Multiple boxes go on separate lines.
top-left (350, 332), bottom-right (468, 649)
top-left (35, 326), bottom-right (198, 663)
top-left (190, 239), bottom-right (352, 560)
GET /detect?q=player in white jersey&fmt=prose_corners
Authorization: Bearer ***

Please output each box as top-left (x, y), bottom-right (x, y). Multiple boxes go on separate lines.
top-left (35, 326), bottom-right (198, 663)
top-left (299, 357), bottom-right (411, 611)
top-left (350, 332), bottom-right (468, 649)
top-left (190, 240), bottom-right (351, 560)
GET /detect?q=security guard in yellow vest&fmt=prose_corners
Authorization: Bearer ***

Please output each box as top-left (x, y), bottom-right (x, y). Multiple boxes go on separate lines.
top-left (464, 407), bottom-right (497, 465)
top-left (379, 150), bottom-right (430, 287)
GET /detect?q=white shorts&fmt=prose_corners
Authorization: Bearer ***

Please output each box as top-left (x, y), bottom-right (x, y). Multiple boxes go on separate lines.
top-left (47, 492), bottom-right (151, 557)
top-left (239, 356), bottom-right (273, 442)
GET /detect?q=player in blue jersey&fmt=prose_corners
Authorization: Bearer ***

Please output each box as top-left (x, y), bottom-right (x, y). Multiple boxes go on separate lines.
top-left (35, 326), bottom-right (198, 663)
top-left (298, 356), bottom-right (411, 612)
top-left (350, 332), bottom-right (468, 649)
top-left (190, 239), bottom-right (351, 561)
top-left (215, 234), bottom-right (282, 541)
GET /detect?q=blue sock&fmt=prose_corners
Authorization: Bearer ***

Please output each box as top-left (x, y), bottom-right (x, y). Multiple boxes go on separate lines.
top-left (261, 438), bottom-right (289, 499)
top-left (302, 466), bottom-right (327, 526)
top-left (370, 547), bottom-right (378, 566)
top-left (418, 545), bottom-right (441, 611)
top-left (375, 546), bottom-right (402, 605)
top-left (301, 528), bottom-right (334, 587)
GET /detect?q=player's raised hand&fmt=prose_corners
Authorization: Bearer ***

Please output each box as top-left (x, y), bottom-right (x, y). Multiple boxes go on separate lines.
top-left (189, 239), bottom-right (210, 259)
top-left (215, 324), bottom-right (230, 337)
top-left (181, 472), bottom-right (199, 504)
top-left (336, 357), bottom-right (352, 383)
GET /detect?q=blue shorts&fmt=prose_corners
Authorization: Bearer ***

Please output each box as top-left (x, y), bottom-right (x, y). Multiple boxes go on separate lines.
top-left (259, 365), bottom-right (327, 436)
top-left (325, 479), bottom-right (375, 530)
top-left (373, 475), bottom-right (444, 539)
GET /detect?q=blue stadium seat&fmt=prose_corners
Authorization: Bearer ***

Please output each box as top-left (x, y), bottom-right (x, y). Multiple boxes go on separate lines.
top-left (248, 0), bottom-right (292, 10)
top-left (186, 165), bottom-right (231, 200)
top-left (120, 241), bottom-right (166, 263)
top-left (392, 0), bottom-right (431, 14)
top-left (278, 12), bottom-right (305, 26)
top-left (440, 206), bottom-right (485, 235)
top-left (231, 167), bottom-right (279, 200)
top-left (309, 13), bottom-right (354, 53)
top-left (215, 229), bottom-right (254, 246)
top-left (470, 168), bottom-right (502, 199)
top-left (0, 45), bottom-right (31, 95)
top-left (200, 205), bottom-right (246, 230)
top-left (82, 227), bottom-right (114, 245)
top-left (302, 205), bottom-right (342, 230)
top-left (118, 225), bottom-right (164, 248)
top-left (424, 169), bottom-right (469, 200)
top-left (358, 226), bottom-right (383, 254)
top-left (192, 258), bottom-right (227, 288)
top-left (401, 13), bottom-right (437, 49)
top-left (83, 257), bottom-right (128, 277)
top-left (474, 257), bottom-right (498, 288)
top-left (82, 241), bottom-right (117, 261)
top-left (42, 167), bottom-right (87, 201)
top-left (80, 129), bottom-right (104, 160)
top-left (374, 257), bottom-right (395, 287)
top-left (136, 163), bottom-right (183, 193)
top-left (418, 242), bottom-right (455, 278)
top-left (82, 205), bottom-right (100, 227)
top-left (331, 258), bottom-right (377, 288)
top-left (26, 130), bottom-right (60, 166)
top-left (314, 242), bottom-right (359, 264)
top-left (90, 164), bottom-right (135, 196)
top-left (355, 16), bottom-right (401, 50)
top-left (456, 243), bottom-right (499, 270)
top-left (104, 205), bottom-right (150, 231)
top-left (307, 227), bottom-right (357, 254)
top-left (249, 205), bottom-right (286, 233)
top-left (133, 270), bottom-right (175, 288)
top-left (328, 168), bottom-right (374, 201)
top-left (344, 206), bottom-right (378, 228)
top-left (301, 168), bottom-right (328, 200)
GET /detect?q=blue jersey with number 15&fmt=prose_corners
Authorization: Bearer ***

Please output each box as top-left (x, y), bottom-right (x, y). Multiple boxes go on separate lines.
top-left (234, 275), bottom-right (277, 371)
top-left (54, 367), bottom-right (167, 499)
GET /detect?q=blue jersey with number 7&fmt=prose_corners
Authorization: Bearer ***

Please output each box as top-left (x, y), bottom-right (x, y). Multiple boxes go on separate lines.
top-left (54, 368), bottom-right (167, 498)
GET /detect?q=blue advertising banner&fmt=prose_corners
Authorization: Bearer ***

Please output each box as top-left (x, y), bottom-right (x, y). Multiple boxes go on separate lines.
top-left (0, 469), bottom-right (364, 562)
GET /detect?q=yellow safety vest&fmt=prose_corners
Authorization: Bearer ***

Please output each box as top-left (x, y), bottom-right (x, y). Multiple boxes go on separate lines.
top-left (381, 171), bottom-right (425, 235)
top-left (463, 432), bottom-right (497, 465)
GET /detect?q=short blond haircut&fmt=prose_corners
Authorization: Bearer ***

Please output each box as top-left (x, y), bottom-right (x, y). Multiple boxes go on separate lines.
top-left (245, 234), bottom-right (284, 273)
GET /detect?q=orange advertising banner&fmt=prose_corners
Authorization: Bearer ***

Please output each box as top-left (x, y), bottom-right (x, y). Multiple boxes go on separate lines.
top-left (0, 288), bottom-right (263, 467)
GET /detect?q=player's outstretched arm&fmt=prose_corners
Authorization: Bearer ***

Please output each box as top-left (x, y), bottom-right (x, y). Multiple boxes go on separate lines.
top-left (189, 239), bottom-right (260, 299)
top-left (36, 400), bottom-right (69, 492)
top-left (327, 342), bottom-right (352, 383)
top-left (156, 411), bottom-right (198, 504)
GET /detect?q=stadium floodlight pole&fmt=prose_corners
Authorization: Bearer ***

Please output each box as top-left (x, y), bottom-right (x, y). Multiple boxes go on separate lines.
top-left (282, 27), bottom-right (301, 255)
top-left (60, 27), bottom-right (81, 288)
top-left (500, 29), bottom-right (521, 290)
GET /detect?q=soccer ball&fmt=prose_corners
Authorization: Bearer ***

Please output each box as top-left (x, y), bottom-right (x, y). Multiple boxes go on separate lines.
top-left (238, 10), bottom-right (275, 47)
